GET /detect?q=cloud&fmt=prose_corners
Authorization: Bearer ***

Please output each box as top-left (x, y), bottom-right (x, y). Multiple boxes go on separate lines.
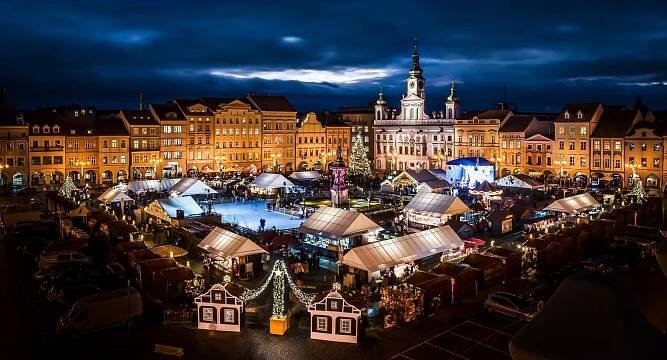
top-left (209, 67), bottom-right (397, 84)
top-left (281, 36), bottom-right (303, 44)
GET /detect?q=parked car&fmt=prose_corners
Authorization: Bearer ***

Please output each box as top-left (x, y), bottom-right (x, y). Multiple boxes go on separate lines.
top-left (56, 287), bottom-right (143, 334)
top-left (48, 283), bottom-right (101, 305)
top-left (581, 259), bottom-right (611, 274)
top-left (39, 251), bottom-right (91, 271)
top-left (484, 292), bottom-right (543, 321)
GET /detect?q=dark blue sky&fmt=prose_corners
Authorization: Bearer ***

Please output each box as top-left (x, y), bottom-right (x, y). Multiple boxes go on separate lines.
top-left (1, 0), bottom-right (666, 112)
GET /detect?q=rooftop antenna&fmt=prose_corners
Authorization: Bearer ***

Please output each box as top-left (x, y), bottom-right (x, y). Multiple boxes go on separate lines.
top-left (138, 90), bottom-right (144, 110)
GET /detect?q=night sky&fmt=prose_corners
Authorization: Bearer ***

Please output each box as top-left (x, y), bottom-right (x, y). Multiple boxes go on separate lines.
top-left (1, 0), bottom-right (666, 113)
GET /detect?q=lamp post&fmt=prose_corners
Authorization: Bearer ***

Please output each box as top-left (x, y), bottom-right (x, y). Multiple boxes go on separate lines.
top-left (74, 160), bottom-right (90, 184)
top-left (0, 164), bottom-right (9, 190)
top-left (150, 158), bottom-right (162, 179)
top-left (554, 159), bottom-right (566, 188)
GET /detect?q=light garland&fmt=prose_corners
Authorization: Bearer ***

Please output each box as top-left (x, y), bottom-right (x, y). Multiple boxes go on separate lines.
top-left (272, 267), bottom-right (285, 316)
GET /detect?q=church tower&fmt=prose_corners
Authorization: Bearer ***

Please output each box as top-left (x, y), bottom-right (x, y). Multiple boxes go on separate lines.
top-left (445, 81), bottom-right (460, 119)
top-left (374, 88), bottom-right (388, 120)
top-left (400, 42), bottom-right (427, 121)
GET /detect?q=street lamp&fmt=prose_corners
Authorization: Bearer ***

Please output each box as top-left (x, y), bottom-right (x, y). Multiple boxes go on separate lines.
top-left (554, 159), bottom-right (567, 188)
top-left (74, 160), bottom-right (90, 183)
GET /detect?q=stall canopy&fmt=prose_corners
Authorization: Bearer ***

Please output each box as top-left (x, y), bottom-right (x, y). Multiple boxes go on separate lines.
top-left (298, 206), bottom-right (382, 239)
top-left (128, 179), bottom-right (179, 193)
top-left (146, 196), bottom-right (204, 221)
top-left (198, 226), bottom-right (268, 259)
top-left (170, 177), bottom-right (216, 197)
top-left (97, 188), bottom-right (134, 203)
top-left (342, 226), bottom-right (464, 273)
top-left (496, 174), bottom-right (544, 189)
top-left (404, 192), bottom-right (471, 218)
top-left (250, 173), bottom-right (294, 189)
top-left (67, 204), bottom-right (92, 217)
top-left (289, 171), bottom-right (322, 181)
top-left (544, 193), bottom-right (600, 215)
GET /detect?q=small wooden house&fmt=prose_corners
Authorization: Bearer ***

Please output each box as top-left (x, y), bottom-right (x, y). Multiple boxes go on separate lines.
top-left (308, 291), bottom-right (362, 343)
top-left (462, 253), bottom-right (504, 289)
top-left (485, 246), bottom-right (523, 283)
top-left (194, 284), bottom-right (244, 332)
top-left (430, 262), bottom-right (481, 304)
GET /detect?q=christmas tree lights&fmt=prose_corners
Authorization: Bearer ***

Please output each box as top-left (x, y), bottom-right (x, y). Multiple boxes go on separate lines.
top-left (348, 133), bottom-right (372, 177)
top-left (59, 176), bottom-right (79, 198)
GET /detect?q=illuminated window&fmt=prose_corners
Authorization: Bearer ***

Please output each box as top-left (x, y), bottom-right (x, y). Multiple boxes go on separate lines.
top-left (316, 317), bottom-right (328, 331)
top-left (340, 319), bottom-right (352, 334)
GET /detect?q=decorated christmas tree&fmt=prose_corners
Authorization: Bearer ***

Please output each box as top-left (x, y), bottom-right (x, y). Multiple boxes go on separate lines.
top-left (627, 179), bottom-right (648, 203)
top-left (58, 176), bottom-right (79, 198)
top-left (347, 134), bottom-right (372, 177)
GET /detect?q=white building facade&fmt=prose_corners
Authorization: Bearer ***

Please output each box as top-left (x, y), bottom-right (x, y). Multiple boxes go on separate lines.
top-left (373, 46), bottom-right (458, 173)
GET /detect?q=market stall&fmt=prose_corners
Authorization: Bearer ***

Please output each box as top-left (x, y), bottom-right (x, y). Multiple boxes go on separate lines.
top-left (461, 253), bottom-right (504, 290)
top-left (308, 290), bottom-right (362, 343)
top-left (144, 196), bottom-right (205, 224)
top-left (97, 187), bottom-right (135, 204)
top-left (430, 262), bottom-right (481, 304)
top-left (484, 246), bottom-right (523, 283)
top-left (170, 177), bottom-right (216, 197)
top-left (403, 192), bottom-right (471, 227)
top-left (544, 193), bottom-right (600, 215)
top-left (249, 173), bottom-right (295, 195)
top-left (298, 206), bottom-right (382, 259)
top-left (128, 179), bottom-right (179, 194)
top-left (195, 283), bottom-right (244, 332)
top-left (495, 174), bottom-right (545, 190)
top-left (289, 171), bottom-right (322, 182)
top-left (341, 226), bottom-right (464, 282)
top-left (469, 180), bottom-right (503, 209)
top-left (403, 271), bottom-right (449, 315)
top-left (198, 226), bottom-right (268, 277)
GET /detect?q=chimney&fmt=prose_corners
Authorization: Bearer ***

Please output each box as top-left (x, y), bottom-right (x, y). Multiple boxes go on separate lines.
top-left (139, 90), bottom-right (144, 110)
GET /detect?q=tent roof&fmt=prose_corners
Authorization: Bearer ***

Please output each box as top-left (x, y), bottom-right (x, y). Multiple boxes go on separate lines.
top-left (544, 193), bottom-right (600, 214)
top-left (496, 174), bottom-right (544, 189)
top-left (170, 178), bottom-right (216, 196)
top-left (97, 188), bottom-right (134, 203)
top-left (156, 196), bottom-right (204, 218)
top-left (471, 180), bottom-right (502, 193)
top-left (298, 206), bottom-right (382, 239)
top-left (67, 204), bottom-right (92, 217)
top-left (128, 179), bottom-right (179, 193)
top-left (250, 173), bottom-right (294, 188)
top-left (404, 192), bottom-right (471, 218)
top-left (198, 226), bottom-right (268, 259)
top-left (289, 171), bottom-right (322, 181)
top-left (342, 226), bottom-right (464, 273)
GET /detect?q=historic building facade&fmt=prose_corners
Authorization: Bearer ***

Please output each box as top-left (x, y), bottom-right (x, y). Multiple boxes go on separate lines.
top-left (173, 99), bottom-right (215, 175)
top-left (296, 112), bottom-right (327, 171)
top-left (553, 103), bottom-right (603, 184)
top-left (95, 111), bottom-right (130, 184)
top-left (247, 95), bottom-right (297, 173)
top-left (210, 98), bottom-right (263, 173)
top-left (0, 108), bottom-right (28, 188)
top-left (373, 47), bottom-right (457, 173)
top-left (120, 110), bottom-right (161, 180)
top-left (339, 106), bottom-right (374, 161)
top-left (150, 103), bottom-right (186, 178)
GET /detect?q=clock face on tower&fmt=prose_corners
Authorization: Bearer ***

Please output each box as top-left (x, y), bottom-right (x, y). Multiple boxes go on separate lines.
top-left (409, 81), bottom-right (415, 89)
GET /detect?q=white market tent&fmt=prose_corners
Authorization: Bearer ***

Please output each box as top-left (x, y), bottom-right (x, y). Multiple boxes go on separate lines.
top-left (170, 177), bottom-right (216, 197)
top-left (544, 193), bottom-right (600, 215)
top-left (97, 188), bottom-right (134, 203)
top-left (250, 173), bottom-right (294, 189)
top-left (198, 226), bottom-right (268, 260)
top-left (342, 226), bottom-right (464, 274)
top-left (403, 192), bottom-right (471, 226)
top-left (496, 174), bottom-right (544, 190)
top-left (128, 179), bottom-right (179, 193)
top-left (298, 206), bottom-right (382, 239)
top-left (145, 196), bottom-right (204, 222)
top-left (289, 171), bottom-right (322, 181)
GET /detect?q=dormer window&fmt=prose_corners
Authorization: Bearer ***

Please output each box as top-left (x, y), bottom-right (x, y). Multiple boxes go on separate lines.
top-left (564, 111), bottom-right (570, 119)
top-left (70, 130), bottom-right (76, 135)
top-left (577, 111), bottom-right (583, 119)
top-left (166, 112), bottom-right (177, 119)
top-left (53, 125), bottom-right (60, 134)
top-left (43, 125), bottom-right (50, 134)
top-left (32, 125), bottom-right (40, 134)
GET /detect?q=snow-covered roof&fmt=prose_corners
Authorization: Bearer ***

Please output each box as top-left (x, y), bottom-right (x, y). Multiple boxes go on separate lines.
top-left (198, 226), bottom-right (267, 259)
top-left (496, 174), bottom-right (544, 189)
top-left (298, 207), bottom-right (382, 239)
top-left (403, 192), bottom-right (471, 218)
top-left (289, 171), bottom-right (322, 181)
top-left (170, 177), bottom-right (216, 197)
top-left (97, 188), bottom-right (134, 203)
top-left (250, 173), bottom-right (294, 189)
top-left (342, 226), bottom-right (464, 273)
top-left (147, 196), bottom-right (204, 220)
top-left (544, 193), bottom-right (600, 215)
top-left (128, 179), bottom-right (179, 193)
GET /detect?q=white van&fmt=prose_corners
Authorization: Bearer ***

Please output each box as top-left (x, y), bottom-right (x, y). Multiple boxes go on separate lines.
top-left (57, 287), bottom-right (143, 334)
top-left (39, 250), bottom-right (91, 271)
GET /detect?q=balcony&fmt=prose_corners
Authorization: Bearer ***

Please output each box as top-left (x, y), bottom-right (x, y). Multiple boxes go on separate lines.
top-left (30, 145), bottom-right (65, 152)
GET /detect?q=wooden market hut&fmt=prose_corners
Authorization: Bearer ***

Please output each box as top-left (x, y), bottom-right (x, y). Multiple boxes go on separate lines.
top-left (487, 210), bottom-right (514, 236)
top-left (485, 246), bottom-right (523, 283)
top-left (461, 253), bottom-right (504, 289)
top-left (404, 271), bottom-right (449, 312)
top-left (137, 258), bottom-right (177, 293)
top-left (522, 238), bottom-right (562, 272)
top-left (308, 291), bottom-right (362, 344)
top-left (195, 283), bottom-right (245, 332)
top-left (544, 233), bottom-right (575, 263)
top-left (430, 262), bottom-right (481, 304)
top-left (154, 266), bottom-right (195, 304)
